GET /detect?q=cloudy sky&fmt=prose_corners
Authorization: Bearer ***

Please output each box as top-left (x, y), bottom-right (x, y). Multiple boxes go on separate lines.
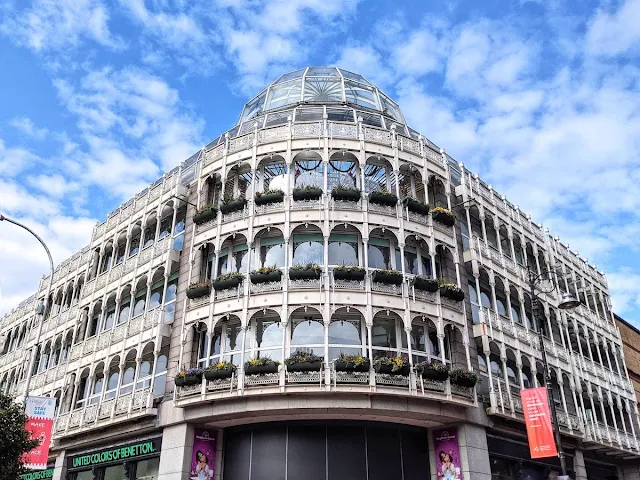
top-left (0, 0), bottom-right (639, 324)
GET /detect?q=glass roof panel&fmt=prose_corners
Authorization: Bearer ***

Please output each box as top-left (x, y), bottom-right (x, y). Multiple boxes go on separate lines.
top-left (266, 79), bottom-right (302, 110)
top-left (338, 69), bottom-right (372, 86)
top-left (241, 90), bottom-right (267, 123)
top-left (344, 80), bottom-right (378, 110)
top-left (379, 93), bottom-right (404, 123)
top-left (274, 68), bottom-right (306, 85)
top-left (307, 67), bottom-right (339, 77)
top-left (303, 78), bottom-right (342, 102)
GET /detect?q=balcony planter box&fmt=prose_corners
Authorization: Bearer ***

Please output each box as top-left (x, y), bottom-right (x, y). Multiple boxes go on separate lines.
top-left (374, 362), bottom-right (410, 376)
top-left (369, 191), bottom-right (398, 207)
top-left (220, 198), bottom-right (247, 215)
top-left (413, 276), bottom-right (439, 292)
top-left (192, 206), bottom-right (218, 225)
top-left (449, 369), bottom-right (478, 388)
top-left (335, 356), bottom-right (370, 372)
top-left (244, 363), bottom-right (279, 375)
top-left (416, 362), bottom-right (449, 381)
top-left (250, 270), bottom-right (282, 284)
top-left (371, 270), bottom-right (403, 285)
top-left (293, 187), bottom-right (323, 201)
top-left (255, 191), bottom-right (284, 206)
top-left (287, 361), bottom-right (323, 372)
top-left (186, 283), bottom-right (212, 299)
top-left (403, 198), bottom-right (430, 215)
top-left (439, 285), bottom-right (465, 301)
top-left (289, 268), bottom-right (322, 280)
top-left (331, 188), bottom-right (361, 202)
top-left (212, 275), bottom-right (244, 290)
top-left (432, 209), bottom-right (455, 227)
top-left (175, 372), bottom-right (202, 387)
top-left (333, 268), bottom-right (366, 281)
top-left (204, 365), bottom-right (236, 381)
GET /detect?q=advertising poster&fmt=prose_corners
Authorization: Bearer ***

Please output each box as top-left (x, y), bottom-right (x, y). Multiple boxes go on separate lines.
top-left (521, 387), bottom-right (558, 459)
top-left (23, 396), bottom-right (55, 470)
top-left (433, 427), bottom-right (463, 479)
top-left (190, 427), bottom-right (216, 480)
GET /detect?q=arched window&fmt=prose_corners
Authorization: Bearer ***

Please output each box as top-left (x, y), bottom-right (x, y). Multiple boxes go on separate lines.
top-left (136, 349), bottom-right (154, 390)
top-left (223, 321), bottom-right (244, 366)
top-left (371, 316), bottom-right (402, 358)
top-left (291, 318), bottom-right (324, 357)
top-left (149, 291), bottom-right (162, 310)
top-left (506, 366), bottom-right (517, 385)
top-left (328, 318), bottom-right (362, 360)
top-left (255, 318), bottom-right (283, 360)
top-left (120, 362), bottom-right (136, 395)
top-left (105, 368), bottom-right (119, 400)
top-left (408, 322), bottom-right (427, 364)
top-left (164, 280), bottom-right (178, 323)
top-left (293, 233), bottom-right (323, 265)
top-left (256, 236), bottom-right (285, 269)
top-left (133, 297), bottom-right (146, 317)
top-left (75, 374), bottom-right (90, 409)
top-left (496, 298), bottom-right (507, 317)
top-left (118, 304), bottom-right (130, 325)
top-left (368, 237), bottom-right (392, 270)
top-left (328, 234), bottom-right (358, 266)
top-left (153, 352), bottom-right (168, 397)
top-left (89, 372), bottom-right (104, 405)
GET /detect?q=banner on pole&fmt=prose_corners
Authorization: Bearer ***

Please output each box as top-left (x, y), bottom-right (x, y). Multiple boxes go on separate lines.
top-left (521, 387), bottom-right (558, 459)
top-left (23, 396), bottom-right (55, 470)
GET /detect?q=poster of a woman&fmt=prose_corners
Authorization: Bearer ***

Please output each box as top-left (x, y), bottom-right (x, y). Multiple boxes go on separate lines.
top-left (433, 428), bottom-right (463, 479)
top-left (190, 428), bottom-right (216, 480)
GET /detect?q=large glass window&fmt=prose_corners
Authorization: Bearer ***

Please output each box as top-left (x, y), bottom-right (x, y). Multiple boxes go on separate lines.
top-left (468, 283), bottom-right (481, 324)
top-left (371, 316), bottom-right (399, 358)
top-left (409, 323), bottom-right (427, 364)
top-left (293, 234), bottom-right (323, 265)
top-left (290, 318), bottom-right (324, 356)
top-left (164, 279), bottom-right (178, 323)
top-left (328, 319), bottom-right (362, 360)
top-left (104, 367), bottom-right (119, 400)
top-left (254, 318), bottom-right (283, 360)
top-left (103, 464), bottom-right (126, 480)
top-left (328, 234), bottom-right (358, 266)
top-left (89, 373), bottom-right (103, 405)
top-left (135, 353), bottom-right (154, 390)
top-left (368, 238), bottom-right (391, 270)
top-left (135, 458), bottom-right (160, 479)
top-left (120, 364), bottom-right (136, 394)
top-left (344, 80), bottom-right (378, 109)
top-left (75, 376), bottom-right (90, 409)
top-left (224, 322), bottom-right (244, 366)
top-left (256, 237), bottom-right (285, 268)
top-left (118, 301), bottom-right (131, 325)
top-left (133, 296), bottom-right (146, 317)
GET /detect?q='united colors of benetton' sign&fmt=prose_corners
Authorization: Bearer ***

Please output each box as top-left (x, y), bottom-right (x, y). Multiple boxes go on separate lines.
top-left (68, 439), bottom-right (161, 469)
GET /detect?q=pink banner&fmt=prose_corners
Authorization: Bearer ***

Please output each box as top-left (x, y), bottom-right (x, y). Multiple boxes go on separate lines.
top-left (23, 396), bottom-right (55, 470)
top-left (521, 387), bottom-right (558, 459)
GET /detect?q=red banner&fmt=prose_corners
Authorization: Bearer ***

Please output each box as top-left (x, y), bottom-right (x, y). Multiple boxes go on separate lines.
top-left (521, 387), bottom-right (558, 459)
top-left (22, 396), bottom-right (55, 470)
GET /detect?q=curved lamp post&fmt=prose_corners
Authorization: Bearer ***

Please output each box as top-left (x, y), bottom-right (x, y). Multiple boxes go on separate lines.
top-left (527, 266), bottom-right (580, 479)
top-left (0, 214), bottom-right (54, 398)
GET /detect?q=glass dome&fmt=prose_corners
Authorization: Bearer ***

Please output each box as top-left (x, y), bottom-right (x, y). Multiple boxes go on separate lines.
top-left (237, 67), bottom-right (406, 126)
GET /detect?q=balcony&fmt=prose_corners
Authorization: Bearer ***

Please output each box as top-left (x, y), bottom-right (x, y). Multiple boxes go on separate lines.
top-left (53, 388), bottom-right (156, 439)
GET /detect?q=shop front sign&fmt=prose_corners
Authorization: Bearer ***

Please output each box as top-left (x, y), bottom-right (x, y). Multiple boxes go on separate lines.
top-left (68, 438), bottom-right (162, 470)
top-left (23, 396), bottom-right (55, 470)
top-left (19, 468), bottom-right (54, 480)
top-left (433, 427), bottom-right (463, 479)
top-left (521, 387), bottom-right (558, 459)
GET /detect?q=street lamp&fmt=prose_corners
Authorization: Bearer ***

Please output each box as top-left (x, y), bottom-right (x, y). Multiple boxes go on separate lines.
top-left (0, 214), bottom-right (54, 398)
top-left (526, 266), bottom-right (579, 479)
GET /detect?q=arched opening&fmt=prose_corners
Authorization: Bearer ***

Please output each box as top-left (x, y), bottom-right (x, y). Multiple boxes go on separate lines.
top-left (129, 222), bottom-right (142, 257)
top-left (327, 151), bottom-right (357, 191)
top-left (370, 311), bottom-right (404, 359)
top-left (249, 309), bottom-right (284, 361)
top-left (368, 228), bottom-right (398, 271)
top-left (119, 349), bottom-right (137, 395)
top-left (329, 308), bottom-right (365, 361)
top-left (427, 176), bottom-right (447, 208)
top-left (136, 343), bottom-right (155, 391)
top-left (74, 368), bottom-right (91, 410)
top-left (499, 225), bottom-right (511, 259)
top-left (114, 231), bottom-right (128, 265)
top-left (218, 234), bottom-right (249, 276)
top-left (258, 155), bottom-right (287, 191)
top-left (444, 324), bottom-right (465, 368)
top-left (398, 164), bottom-right (425, 202)
top-left (104, 356), bottom-right (120, 400)
top-left (485, 215), bottom-right (498, 250)
top-left (294, 151), bottom-right (323, 188)
top-left (224, 163), bottom-right (252, 200)
top-left (142, 213), bottom-right (157, 249)
top-left (253, 228), bottom-right (286, 269)
top-left (513, 236), bottom-right (525, 266)
top-left (290, 307), bottom-right (324, 357)
top-left (329, 224), bottom-right (361, 267)
top-left (148, 268), bottom-right (165, 311)
top-left (364, 156), bottom-right (394, 194)
top-left (494, 277), bottom-right (508, 320)
top-left (404, 236), bottom-right (430, 276)
top-left (435, 245), bottom-right (456, 284)
top-left (505, 349), bottom-right (519, 388)
top-left (292, 224), bottom-right (324, 266)
top-left (89, 362), bottom-right (105, 405)
top-left (521, 356), bottom-right (532, 389)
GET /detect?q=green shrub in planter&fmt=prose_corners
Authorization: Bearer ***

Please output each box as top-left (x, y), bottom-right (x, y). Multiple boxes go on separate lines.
top-left (373, 356), bottom-right (410, 376)
top-left (285, 352), bottom-right (324, 372)
top-left (175, 368), bottom-right (203, 386)
top-left (255, 189), bottom-right (285, 205)
top-left (220, 197), bottom-right (247, 215)
top-left (212, 272), bottom-right (245, 290)
top-left (186, 281), bottom-right (212, 299)
top-left (369, 190), bottom-right (398, 207)
top-left (333, 265), bottom-right (366, 281)
top-left (289, 263), bottom-right (322, 280)
top-left (439, 283), bottom-right (465, 301)
top-left (371, 269), bottom-right (403, 285)
top-left (250, 266), bottom-right (282, 284)
top-left (193, 205), bottom-right (218, 225)
top-left (403, 197), bottom-right (430, 215)
top-left (412, 276), bottom-right (439, 292)
top-left (431, 206), bottom-right (455, 227)
top-left (449, 368), bottom-right (478, 387)
top-left (204, 361), bottom-right (236, 380)
top-left (331, 186), bottom-right (361, 202)
top-left (244, 357), bottom-right (280, 375)
top-left (415, 361), bottom-right (449, 380)
top-left (335, 354), bottom-right (370, 372)
top-left (293, 186), bottom-right (323, 201)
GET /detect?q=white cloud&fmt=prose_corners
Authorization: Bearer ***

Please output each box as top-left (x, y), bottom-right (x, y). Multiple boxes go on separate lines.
top-left (586, 0), bottom-right (640, 57)
top-left (0, 139), bottom-right (42, 177)
top-left (607, 271), bottom-right (640, 315)
top-left (9, 117), bottom-right (48, 139)
top-left (26, 173), bottom-right (81, 198)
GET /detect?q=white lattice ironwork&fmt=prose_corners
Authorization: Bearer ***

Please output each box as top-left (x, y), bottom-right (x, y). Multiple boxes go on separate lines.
top-left (207, 376), bottom-right (237, 392)
top-left (450, 384), bottom-right (474, 399)
top-left (375, 373), bottom-right (410, 388)
top-left (149, 184), bottom-right (162, 201)
top-left (407, 211), bottom-right (429, 224)
top-left (70, 344), bottom-right (83, 360)
top-left (329, 123), bottom-right (358, 139)
top-left (425, 147), bottom-right (443, 167)
top-left (84, 404), bottom-right (98, 423)
top-left (69, 410), bottom-right (83, 428)
top-left (363, 127), bottom-right (391, 145)
top-left (333, 279), bottom-right (365, 290)
top-left (255, 202), bottom-right (284, 215)
top-left (97, 332), bottom-right (111, 350)
top-left (441, 297), bottom-right (463, 311)
top-left (206, 144), bottom-right (225, 164)
top-left (292, 122), bottom-right (322, 138)
top-left (132, 389), bottom-right (150, 409)
top-left (115, 394), bottom-right (131, 414)
top-left (244, 372), bottom-right (279, 387)
top-left (222, 208), bottom-right (246, 223)
top-left (95, 272), bottom-right (108, 290)
top-left (432, 222), bottom-right (453, 236)
top-left (368, 202), bottom-right (396, 216)
top-left (129, 315), bottom-right (143, 336)
top-left (138, 245), bottom-right (154, 265)
top-left (196, 219), bottom-right (217, 233)
top-left (98, 399), bottom-right (114, 419)
top-left (250, 281), bottom-right (282, 294)
top-left (399, 135), bottom-right (420, 155)
top-left (84, 337), bottom-right (96, 354)
top-left (413, 289), bottom-right (436, 303)
top-left (189, 294), bottom-right (211, 309)
top-left (332, 371), bottom-right (369, 385)
top-left (229, 133), bottom-right (254, 153)
top-left (419, 378), bottom-right (446, 393)
top-left (331, 199), bottom-right (361, 210)
top-left (371, 282), bottom-right (402, 295)
top-left (177, 383), bottom-right (201, 398)
top-left (286, 370), bottom-right (323, 386)
top-left (291, 199), bottom-right (321, 210)
top-left (55, 413), bottom-right (69, 433)
top-left (112, 323), bottom-right (127, 342)
top-left (258, 125), bottom-right (288, 143)
top-left (289, 278), bottom-right (321, 290)
top-left (216, 285), bottom-right (242, 300)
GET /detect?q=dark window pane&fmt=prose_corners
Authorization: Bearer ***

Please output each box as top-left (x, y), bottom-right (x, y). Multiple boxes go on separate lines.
top-left (328, 425), bottom-right (367, 480)
top-left (366, 426), bottom-right (402, 480)
top-left (224, 430), bottom-right (251, 480)
top-left (287, 426), bottom-right (326, 480)
top-left (251, 427), bottom-right (286, 480)
top-left (401, 429), bottom-right (429, 480)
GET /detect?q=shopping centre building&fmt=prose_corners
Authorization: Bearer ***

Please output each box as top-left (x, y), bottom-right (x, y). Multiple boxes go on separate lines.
top-left (1, 67), bottom-right (639, 480)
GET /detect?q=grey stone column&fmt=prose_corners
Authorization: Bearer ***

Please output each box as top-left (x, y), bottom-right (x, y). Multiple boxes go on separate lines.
top-left (51, 449), bottom-right (67, 480)
top-left (158, 422), bottom-right (194, 480)
top-left (449, 424), bottom-right (492, 480)
top-left (573, 449), bottom-right (588, 480)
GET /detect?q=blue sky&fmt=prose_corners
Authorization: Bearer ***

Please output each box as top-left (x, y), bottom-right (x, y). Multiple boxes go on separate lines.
top-left (0, 0), bottom-right (639, 325)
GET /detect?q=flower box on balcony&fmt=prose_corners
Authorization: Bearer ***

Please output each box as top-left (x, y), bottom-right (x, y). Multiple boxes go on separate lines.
top-left (431, 207), bottom-right (455, 227)
top-left (373, 357), bottom-right (410, 376)
top-left (244, 357), bottom-right (280, 375)
top-left (255, 189), bottom-right (285, 206)
top-left (204, 362), bottom-right (236, 380)
top-left (439, 283), bottom-right (465, 301)
top-left (212, 272), bottom-right (244, 290)
top-left (250, 267), bottom-right (282, 284)
top-left (175, 368), bottom-right (202, 386)
top-left (416, 361), bottom-right (449, 380)
top-left (403, 197), bottom-right (430, 215)
top-left (335, 354), bottom-right (370, 372)
top-left (333, 266), bottom-right (366, 281)
top-left (449, 368), bottom-right (478, 388)
top-left (289, 263), bottom-right (322, 280)
top-left (285, 352), bottom-right (324, 372)
top-left (293, 186), bottom-right (323, 201)
top-left (372, 269), bottom-right (403, 285)
top-left (412, 276), bottom-right (439, 292)
top-left (192, 205), bottom-right (218, 225)
top-left (220, 197), bottom-right (247, 215)
top-left (331, 186), bottom-right (361, 202)
top-left (186, 281), bottom-right (212, 299)
top-left (369, 190), bottom-right (398, 207)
